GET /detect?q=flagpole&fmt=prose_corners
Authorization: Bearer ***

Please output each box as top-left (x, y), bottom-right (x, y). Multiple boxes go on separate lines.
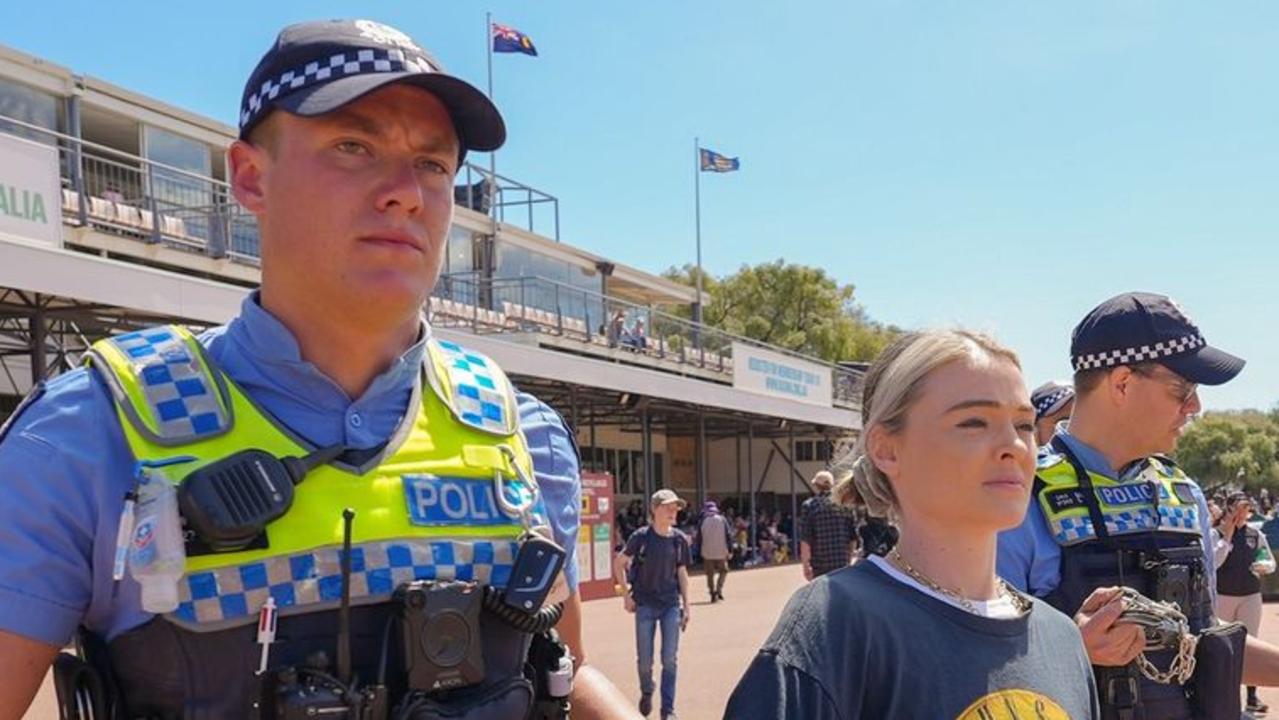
top-left (693, 137), bottom-right (703, 336)
top-left (485, 11), bottom-right (497, 231)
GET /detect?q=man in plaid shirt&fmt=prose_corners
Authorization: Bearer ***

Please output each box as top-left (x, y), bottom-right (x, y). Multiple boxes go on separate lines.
top-left (800, 471), bottom-right (860, 580)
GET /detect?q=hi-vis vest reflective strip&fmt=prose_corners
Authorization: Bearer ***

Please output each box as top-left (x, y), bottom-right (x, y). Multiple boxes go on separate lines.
top-left (1036, 453), bottom-right (1201, 547)
top-left (87, 326), bottom-right (546, 632)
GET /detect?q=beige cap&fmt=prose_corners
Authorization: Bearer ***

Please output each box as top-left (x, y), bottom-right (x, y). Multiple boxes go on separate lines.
top-left (650, 488), bottom-right (686, 509)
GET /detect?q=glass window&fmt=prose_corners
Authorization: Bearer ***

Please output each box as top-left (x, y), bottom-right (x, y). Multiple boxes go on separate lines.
top-left (0, 78), bottom-right (60, 145)
top-left (144, 125), bottom-right (212, 208)
top-left (447, 225), bottom-right (476, 275)
top-left (631, 450), bottom-right (647, 493)
top-left (795, 442), bottom-right (812, 462)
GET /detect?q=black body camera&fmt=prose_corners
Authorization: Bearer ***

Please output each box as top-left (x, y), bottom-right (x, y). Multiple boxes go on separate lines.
top-left (1144, 545), bottom-right (1202, 618)
top-left (395, 580), bottom-right (486, 692)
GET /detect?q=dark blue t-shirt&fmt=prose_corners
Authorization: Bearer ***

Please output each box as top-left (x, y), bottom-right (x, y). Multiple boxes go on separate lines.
top-left (624, 526), bottom-right (690, 609)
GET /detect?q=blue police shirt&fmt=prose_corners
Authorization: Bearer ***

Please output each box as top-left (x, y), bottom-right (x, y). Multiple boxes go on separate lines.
top-left (0, 292), bottom-right (581, 646)
top-left (996, 429), bottom-right (1215, 605)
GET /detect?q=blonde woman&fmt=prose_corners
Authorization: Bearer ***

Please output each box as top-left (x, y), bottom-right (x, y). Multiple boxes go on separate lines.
top-left (724, 330), bottom-right (1099, 719)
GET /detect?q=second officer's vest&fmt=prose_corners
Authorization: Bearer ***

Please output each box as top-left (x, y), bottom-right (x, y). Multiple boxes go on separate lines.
top-left (87, 325), bottom-right (550, 718)
top-left (1036, 439), bottom-right (1211, 719)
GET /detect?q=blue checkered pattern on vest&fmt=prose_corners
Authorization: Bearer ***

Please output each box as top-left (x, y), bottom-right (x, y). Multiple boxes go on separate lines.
top-left (1054, 516), bottom-right (1095, 544)
top-left (1053, 505), bottom-right (1198, 546)
top-left (1104, 509), bottom-right (1159, 535)
top-left (434, 340), bottom-right (509, 434)
top-left (1158, 505), bottom-right (1198, 530)
top-left (174, 538), bottom-right (519, 625)
top-left (107, 328), bottom-right (227, 439)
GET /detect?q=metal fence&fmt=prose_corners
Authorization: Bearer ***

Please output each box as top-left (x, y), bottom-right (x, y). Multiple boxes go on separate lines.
top-left (430, 274), bottom-right (863, 409)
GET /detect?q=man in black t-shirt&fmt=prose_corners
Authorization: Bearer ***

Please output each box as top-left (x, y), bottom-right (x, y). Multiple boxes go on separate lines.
top-left (612, 489), bottom-right (692, 720)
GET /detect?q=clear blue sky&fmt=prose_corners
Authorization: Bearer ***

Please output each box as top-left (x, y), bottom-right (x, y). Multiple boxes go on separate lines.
top-left (6, 2), bottom-right (1277, 410)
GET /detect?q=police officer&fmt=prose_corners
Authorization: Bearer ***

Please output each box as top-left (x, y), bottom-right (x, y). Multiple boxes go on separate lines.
top-left (998, 291), bottom-right (1279, 719)
top-left (1030, 379), bottom-right (1074, 447)
top-left (0, 19), bottom-right (636, 718)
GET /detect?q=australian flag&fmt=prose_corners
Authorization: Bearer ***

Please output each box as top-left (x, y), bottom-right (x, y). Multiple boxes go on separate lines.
top-left (699, 148), bottom-right (740, 173)
top-left (492, 23), bottom-right (538, 56)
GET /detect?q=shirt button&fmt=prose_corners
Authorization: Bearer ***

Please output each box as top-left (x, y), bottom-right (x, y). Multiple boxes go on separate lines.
top-left (349, 413), bottom-right (363, 428)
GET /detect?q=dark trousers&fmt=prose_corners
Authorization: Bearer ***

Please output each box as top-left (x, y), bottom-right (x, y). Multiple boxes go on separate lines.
top-left (703, 558), bottom-right (728, 597)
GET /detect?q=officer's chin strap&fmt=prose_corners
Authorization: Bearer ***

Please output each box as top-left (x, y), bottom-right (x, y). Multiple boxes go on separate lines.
top-left (1117, 587), bottom-right (1198, 685)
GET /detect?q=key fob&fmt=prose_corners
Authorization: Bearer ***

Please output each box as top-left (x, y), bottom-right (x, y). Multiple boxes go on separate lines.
top-left (505, 533), bottom-right (566, 612)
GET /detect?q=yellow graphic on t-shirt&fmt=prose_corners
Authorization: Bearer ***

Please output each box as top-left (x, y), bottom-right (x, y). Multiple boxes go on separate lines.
top-left (956, 689), bottom-right (1069, 720)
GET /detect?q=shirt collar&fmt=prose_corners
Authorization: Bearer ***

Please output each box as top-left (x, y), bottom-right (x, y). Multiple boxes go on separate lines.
top-left (226, 291), bottom-right (430, 403)
top-left (1053, 427), bottom-right (1118, 478)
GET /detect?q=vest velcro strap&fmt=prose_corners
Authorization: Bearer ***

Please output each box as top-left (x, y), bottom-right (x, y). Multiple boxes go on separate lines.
top-left (173, 537), bottom-right (520, 631)
top-left (86, 326), bottom-right (232, 445)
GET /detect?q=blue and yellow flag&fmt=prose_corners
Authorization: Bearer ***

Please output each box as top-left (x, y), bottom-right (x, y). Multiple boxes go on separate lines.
top-left (699, 148), bottom-right (740, 173)
top-left (492, 23), bottom-right (538, 56)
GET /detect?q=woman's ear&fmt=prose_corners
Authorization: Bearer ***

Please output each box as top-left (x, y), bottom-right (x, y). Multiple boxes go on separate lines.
top-left (866, 424), bottom-right (899, 480)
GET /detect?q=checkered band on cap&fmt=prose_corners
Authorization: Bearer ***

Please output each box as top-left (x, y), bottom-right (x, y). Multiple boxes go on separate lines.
top-left (239, 46), bottom-right (436, 130)
top-left (173, 537), bottom-right (518, 627)
top-left (1033, 388), bottom-right (1073, 419)
top-left (105, 328), bottom-right (228, 439)
top-left (1071, 333), bottom-right (1206, 372)
top-left (433, 339), bottom-right (512, 435)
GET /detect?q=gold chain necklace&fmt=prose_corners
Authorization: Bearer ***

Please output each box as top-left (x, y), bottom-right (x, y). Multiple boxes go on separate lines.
top-left (888, 549), bottom-right (1031, 615)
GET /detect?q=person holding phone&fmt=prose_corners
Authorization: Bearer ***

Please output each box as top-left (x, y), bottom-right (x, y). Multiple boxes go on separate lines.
top-left (1216, 491), bottom-right (1276, 713)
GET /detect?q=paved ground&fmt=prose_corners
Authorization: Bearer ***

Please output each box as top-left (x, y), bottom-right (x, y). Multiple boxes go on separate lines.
top-left (23, 564), bottom-right (1279, 718)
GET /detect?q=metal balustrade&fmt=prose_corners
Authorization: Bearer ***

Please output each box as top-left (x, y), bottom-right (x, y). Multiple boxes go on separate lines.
top-left (430, 274), bottom-right (863, 409)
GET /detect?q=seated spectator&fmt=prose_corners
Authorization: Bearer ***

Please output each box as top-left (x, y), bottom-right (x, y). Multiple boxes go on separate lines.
top-left (631, 319), bottom-right (649, 350)
top-left (607, 311), bottom-right (626, 348)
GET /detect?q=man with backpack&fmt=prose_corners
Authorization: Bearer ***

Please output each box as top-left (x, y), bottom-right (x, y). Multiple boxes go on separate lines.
top-left (612, 489), bottom-right (692, 720)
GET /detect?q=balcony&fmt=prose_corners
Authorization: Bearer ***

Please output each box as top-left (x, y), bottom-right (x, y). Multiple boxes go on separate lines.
top-left (430, 274), bottom-right (862, 410)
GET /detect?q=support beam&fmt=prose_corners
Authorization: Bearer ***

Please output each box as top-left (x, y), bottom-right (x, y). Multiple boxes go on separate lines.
top-left (748, 422), bottom-right (756, 551)
top-left (641, 405), bottom-right (653, 500)
top-left (588, 399), bottom-right (596, 472)
top-left (769, 439), bottom-right (815, 494)
top-left (789, 426), bottom-right (798, 558)
top-left (696, 409), bottom-right (707, 508)
top-left (756, 448), bottom-right (776, 494)
top-left (735, 431), bottom-right (742, 513)
top-left (29, 303), bottom-right (45, 386)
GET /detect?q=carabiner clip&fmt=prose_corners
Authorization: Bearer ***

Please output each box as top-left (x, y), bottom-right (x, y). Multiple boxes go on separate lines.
top-left (492, 444), bottom-right (539, 530)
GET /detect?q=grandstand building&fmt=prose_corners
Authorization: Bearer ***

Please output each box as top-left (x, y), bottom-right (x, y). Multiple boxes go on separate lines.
top-left (0, 42), bottom-right (861, 533)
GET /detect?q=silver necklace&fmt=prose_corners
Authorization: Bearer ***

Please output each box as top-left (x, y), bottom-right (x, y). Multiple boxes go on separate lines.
top-left (888, 549), bottom-right (1031, 615)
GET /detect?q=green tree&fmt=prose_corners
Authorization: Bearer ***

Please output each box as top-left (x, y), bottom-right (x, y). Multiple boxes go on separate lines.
top-left (662, 260), bottom-right (900, 362)
top-left (1174, 411), bottom-right (1279, 493)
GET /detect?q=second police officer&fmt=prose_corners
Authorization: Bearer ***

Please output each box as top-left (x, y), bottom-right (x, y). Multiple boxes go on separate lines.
top-left (998, 291), bottom-right (1279, 720)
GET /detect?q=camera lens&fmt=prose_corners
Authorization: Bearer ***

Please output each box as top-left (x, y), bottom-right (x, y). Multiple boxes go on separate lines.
top-left (421, 610), bottom-right (471, 667)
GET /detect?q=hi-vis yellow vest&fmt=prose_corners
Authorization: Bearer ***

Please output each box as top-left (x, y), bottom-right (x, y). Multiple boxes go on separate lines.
top-left (1036, 451), bottom-right (1201, 547)
top-left (87, 326), bottom-right (548, 632)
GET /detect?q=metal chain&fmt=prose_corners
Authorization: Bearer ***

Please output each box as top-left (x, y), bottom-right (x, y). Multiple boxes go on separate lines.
top-left (887, 549), bottom-right (1032, 615)
top-left (1116, 587), bottom-right (1198, 685)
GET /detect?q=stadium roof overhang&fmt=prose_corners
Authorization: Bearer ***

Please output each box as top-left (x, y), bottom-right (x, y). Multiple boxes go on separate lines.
top-left (0, 234), bottom-right (856, 434)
